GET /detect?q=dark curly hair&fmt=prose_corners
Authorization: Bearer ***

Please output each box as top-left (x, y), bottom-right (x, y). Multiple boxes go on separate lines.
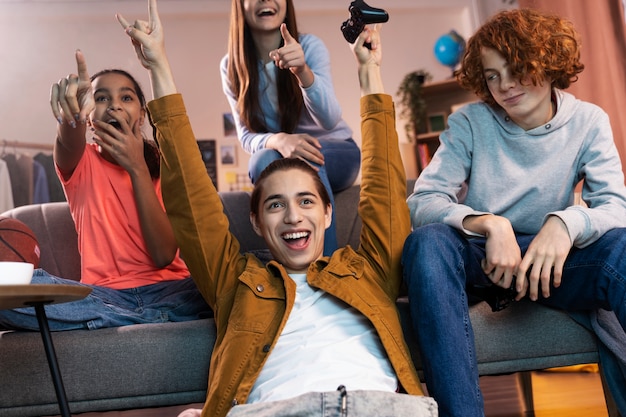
top-left (456, 8), bottom-right (584, 107)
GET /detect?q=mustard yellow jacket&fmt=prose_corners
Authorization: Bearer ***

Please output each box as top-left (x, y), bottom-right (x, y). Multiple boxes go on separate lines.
top-left (148, 93), bottom-right (423, 417)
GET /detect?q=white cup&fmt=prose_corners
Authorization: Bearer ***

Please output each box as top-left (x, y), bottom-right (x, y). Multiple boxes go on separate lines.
top-left (0, 262), bottom-right (34, 285)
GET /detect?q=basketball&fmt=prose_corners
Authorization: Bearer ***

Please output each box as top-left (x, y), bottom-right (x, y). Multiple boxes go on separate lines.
top-left (0, 217), bottom-right (41, 268)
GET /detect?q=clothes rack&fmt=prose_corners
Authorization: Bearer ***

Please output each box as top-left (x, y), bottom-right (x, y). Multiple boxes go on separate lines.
top-left (1, 140), bottom-right (65, 211)
top-left (2, 139), bottom-right (54, 153)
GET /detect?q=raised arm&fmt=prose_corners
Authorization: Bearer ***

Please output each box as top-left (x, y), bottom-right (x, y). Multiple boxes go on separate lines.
top-left (50, 50), bottom-right (93, 179)
top-left (118, 0), bottom-right (246, 306)
top-left (351, 26), bottom-right (410, 297)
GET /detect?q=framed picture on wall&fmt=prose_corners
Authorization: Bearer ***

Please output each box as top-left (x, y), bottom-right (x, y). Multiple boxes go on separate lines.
top-left (197, 139), bottom-right (218, 188)
top-left (220, 144), bottom-right (236, 165)
top-left (223, 113), bottom-right (236, 137)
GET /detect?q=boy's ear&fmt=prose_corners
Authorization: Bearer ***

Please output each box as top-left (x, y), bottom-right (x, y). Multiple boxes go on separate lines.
top-left (324, 203), bottom-right (332, 230)
top-left (250, 213), bottom-right (263, 237)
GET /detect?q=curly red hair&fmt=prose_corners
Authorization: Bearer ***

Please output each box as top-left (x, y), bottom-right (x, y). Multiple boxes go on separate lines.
top-left (456, 8), bottom-right (584, 106)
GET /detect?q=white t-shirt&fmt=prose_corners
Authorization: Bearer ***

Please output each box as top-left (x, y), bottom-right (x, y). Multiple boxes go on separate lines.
top-left (247, 273), bottom-right (397, 403)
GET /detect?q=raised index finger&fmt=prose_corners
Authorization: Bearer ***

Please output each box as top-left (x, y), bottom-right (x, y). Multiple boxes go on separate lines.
top-left (75, 50), bottom-right (90, 83)
top-left (280, 23), bottom-right (295, 44)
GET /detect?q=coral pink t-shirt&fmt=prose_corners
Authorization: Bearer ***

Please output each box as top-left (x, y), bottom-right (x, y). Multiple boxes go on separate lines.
top-left (57, 144), bottom-right (190, 289)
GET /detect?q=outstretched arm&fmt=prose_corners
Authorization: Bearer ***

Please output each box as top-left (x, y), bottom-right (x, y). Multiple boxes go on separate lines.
top-left (118, 0), bottom-right (245, 306)
top-left (50, 50), bottom-right (93, 179)
top-left (351, 26), bottom-right (411, 297)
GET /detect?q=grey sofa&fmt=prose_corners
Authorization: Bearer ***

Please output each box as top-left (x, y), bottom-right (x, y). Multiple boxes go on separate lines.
top-left (0, 182), bottom-right (615, 416)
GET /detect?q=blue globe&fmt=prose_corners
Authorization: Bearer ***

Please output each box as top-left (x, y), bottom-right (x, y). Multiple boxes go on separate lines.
top-left (433, 30), bottom-right (466, 69)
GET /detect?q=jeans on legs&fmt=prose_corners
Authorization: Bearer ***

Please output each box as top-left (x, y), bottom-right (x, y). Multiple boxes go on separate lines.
top-left (401, 224), bottom-right (626, 417)
top-left (248, 138), bottom-right (361, 256)
top-left (0, 269), bottom-right (212, 331)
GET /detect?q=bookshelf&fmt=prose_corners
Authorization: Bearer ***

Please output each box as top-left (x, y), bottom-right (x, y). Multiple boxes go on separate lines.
top-left (413, 79), bottom-right (477, 174)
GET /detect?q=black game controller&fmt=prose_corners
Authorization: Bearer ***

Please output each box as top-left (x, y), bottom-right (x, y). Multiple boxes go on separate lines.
top-left (340, 0), bottom-right (389, 49)
top-left (466, 283), bottom-right (518, 312)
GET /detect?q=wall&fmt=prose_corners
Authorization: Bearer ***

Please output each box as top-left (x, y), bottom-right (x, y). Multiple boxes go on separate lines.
top-left (0, 0), bottom-right (481, 189)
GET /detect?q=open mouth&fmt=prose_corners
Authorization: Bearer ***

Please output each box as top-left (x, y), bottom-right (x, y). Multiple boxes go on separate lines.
top-left (282, 231), bottom-right (310, 248)
top-left (257, 8), bottom-right (276, 17)
top-left (107, 119), bottom-right (122, 131)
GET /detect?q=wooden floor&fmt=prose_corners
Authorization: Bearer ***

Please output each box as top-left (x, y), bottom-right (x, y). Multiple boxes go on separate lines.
top-left (52, 368), bottom-right (609, 417)
top-left (482, 368), bottom-right (608, 417)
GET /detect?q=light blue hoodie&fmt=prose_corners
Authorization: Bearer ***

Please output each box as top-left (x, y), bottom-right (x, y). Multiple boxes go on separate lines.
top-left (220, 33), bottom-right (353, 154)
top-left (408, 89), bottom-right (626, 248)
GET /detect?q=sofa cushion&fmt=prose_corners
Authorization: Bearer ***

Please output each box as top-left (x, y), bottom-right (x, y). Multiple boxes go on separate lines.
top-left (397, 298), bottom-right (599, 376)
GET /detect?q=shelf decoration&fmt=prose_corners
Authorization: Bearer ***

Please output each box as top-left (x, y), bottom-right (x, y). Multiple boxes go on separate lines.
top-left (396, 69), bottom-right (433, 143)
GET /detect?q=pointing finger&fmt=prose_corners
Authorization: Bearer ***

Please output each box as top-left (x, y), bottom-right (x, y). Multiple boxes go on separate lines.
top-left (280, 23), bottom-right (295, 44)
top-left (75, 50), bottom-right (90, 83)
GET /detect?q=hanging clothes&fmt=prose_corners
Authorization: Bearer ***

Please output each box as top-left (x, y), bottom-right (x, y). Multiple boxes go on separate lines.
top-left (2, 153), bottom-right (34, 207)
top-left (32, 159), bottom-right (50, 204)
top-left (34, 152), bottom-right (65, 202)
top-left (0, 158), bottom-right (15, 213)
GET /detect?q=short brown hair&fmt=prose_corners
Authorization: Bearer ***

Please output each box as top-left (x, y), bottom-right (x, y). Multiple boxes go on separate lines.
top-left (250, 158), bottom-right (330, 217)
top-left (456, 8), bottom-right (584, 106)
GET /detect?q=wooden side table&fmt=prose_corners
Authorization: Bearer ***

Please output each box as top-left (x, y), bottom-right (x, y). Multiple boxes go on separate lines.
top-left (0, 284), bottom-right (92, 417)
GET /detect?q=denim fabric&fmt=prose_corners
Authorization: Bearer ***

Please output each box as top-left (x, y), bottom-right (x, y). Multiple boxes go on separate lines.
top-left (597, 337), bottom-right (626, 414)
top-left (402, 224), bottom-right (626, 417)
top-left (225, 388), bottom-right (437, 417)
top-left (248, 138), bottom-right (361, 256)
top-left (0, 269), bottom-right (212, 331)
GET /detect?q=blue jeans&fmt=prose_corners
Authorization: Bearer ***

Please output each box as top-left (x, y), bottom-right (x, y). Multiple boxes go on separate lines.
top-left (401, 224), bottom-right (626, 417)
top-left (248, 138), bottom-right (361, 256)
top-left (0, 269), bottom-right (212, 331)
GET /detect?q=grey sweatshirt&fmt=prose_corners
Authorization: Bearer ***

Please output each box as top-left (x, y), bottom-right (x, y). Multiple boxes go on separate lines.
top-left (408, 89), bottom-right (626, 248)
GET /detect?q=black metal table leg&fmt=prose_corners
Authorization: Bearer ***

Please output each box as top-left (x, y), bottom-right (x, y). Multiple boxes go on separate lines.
top-left (33, 303), bottom-right (72, 417)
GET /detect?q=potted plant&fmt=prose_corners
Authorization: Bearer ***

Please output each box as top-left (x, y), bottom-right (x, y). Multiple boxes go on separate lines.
top-left (396, 69), bottom-right (433, 141)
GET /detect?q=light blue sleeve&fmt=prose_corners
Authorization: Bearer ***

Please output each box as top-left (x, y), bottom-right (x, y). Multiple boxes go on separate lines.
top-left (219, 55), bottom-right (272, 154)
top-left (407, 107), bottom-right (490, 234)
top-left (299, 34), bottom-right (344, 130)
top-left (550, 108), bottom-right (626, 248)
